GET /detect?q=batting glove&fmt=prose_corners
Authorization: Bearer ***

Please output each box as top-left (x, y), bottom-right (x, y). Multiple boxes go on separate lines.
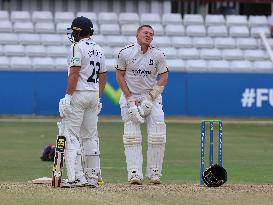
top-left (128, 105), bottom-right (144, 124)
top-left (138, 97), bottom-right (153, 117)
top-left (59, 94), bottom-right (72, 117)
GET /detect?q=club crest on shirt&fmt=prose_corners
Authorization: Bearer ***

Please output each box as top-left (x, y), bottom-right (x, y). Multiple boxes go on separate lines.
top-left (131, 58), bottom-right (136, 63)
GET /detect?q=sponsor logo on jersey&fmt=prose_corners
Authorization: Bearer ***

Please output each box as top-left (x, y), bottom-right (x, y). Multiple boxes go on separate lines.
top-left (132, 69), bottom-right (151, 77)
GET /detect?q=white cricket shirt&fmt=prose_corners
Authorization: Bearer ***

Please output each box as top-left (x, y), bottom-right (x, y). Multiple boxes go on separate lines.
top-left (116, 43), bottom-right (168, 94)
top-left (269, 14), bottom-right (273, 26)
top-left (68, 37), bottom-right (106, 91)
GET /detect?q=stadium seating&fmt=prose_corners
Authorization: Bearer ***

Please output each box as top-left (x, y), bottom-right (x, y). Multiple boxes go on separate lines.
top-left (18, 34), bottom-right (41, 45)
top-left (214, 37), bottom-right (236, 49)
top-left (230, 60), bottom-right (253, 72)
top-left (35, 22), bottom-right (55, 33)
top-left (105, 58), bottom-right (116, 71)
top-left (54, 11), bottom-right (74, 23)
top-left (165, 24), bottom-right (185, 36)
top-left (100, 24), bottom-right (120, 35)
top-left (56, 22), bottom-right (71, 33)
top-left (207, 25), bottom-right (228, 37)
top-left (77, 12), bottom-right (97, 24)
top-left (171, 36), bottom-right (192, 48)
top-left (92, 35), bottom-right (106, 46)
top-left (226, 15), bottom-right (248, 27)
top-left (140, 13), bottom-right (161, 25)
top-left (55, 57), bottom-right (68, 71)
top-left (10, 57), bottom-right (32, 70)
top-left (0, 10), bottom-right (272, 73)
top-left (32, 57), bottom-right (55, 70)
top-left (161, 47), bottom-right (177, 59)
top-left (248, 15), bottom-right (268, 27)
top-left (0, 33), bottom-right (18, 44)
top-left (102, 46), bottom-right (114, 58)
top-left (229, 26), bottom-right (249, 37)
top-left (186, 25), bottom-right (206, 37)
top-left (200, 49), bottom-right (222, 60)
top-left (236, 38), bottom-right (258, 49)
top-left (205, 15), bottom-right (225, 26)
top-left (41, 34), bottom-right (62, 45)
top-left (152, 36), bottom-right (171, 47)
top-left (119, 13), bottom-right (139, 25)
top-left (253, 60), bottom-right (273, 72)
top-left (167, 59), bottom-right (185, 71)
top-left (178, 48), bottom-right (199, 60)
top-left (98, 12), bottom-right (118, 24)
top-left (207, 60), bottom-right (230, 72)
top-left (162, 13), bottom-right (182, 25)
top-left (151, 24), bottom-right (164, 35)
top-left (121, 24), bottom-right (139, 35)
top-left (105, 35), bottom-right (127, 47)
top-left (250, 27), bottom-right (270, 38)
top-left (186, 59), bottom-right (207, 71)
top-left (244, 49), bottom-right (268, 61)
top-left (192, 37), bottom-right (214, 48)
top-left (183, 14), bottom-right (204, 26)
top-left (0, 10), bottom-right (8, 20)
top-left (11, 11), bottom-right (31, 22)
top-left (25, 45), bottom-right (47, 57)
top-left (32, 11), bottom-right (53, 22)
top-left (222, 49), bottom-right (244, 60)
top-left (0, 21), bottom-right (12, 32)
top-left (13, 22), bottom-right (34, 33)
top-left (4, 45), bottom-right (25, 56)
top-left (0, 56), bottom-right (9, 69)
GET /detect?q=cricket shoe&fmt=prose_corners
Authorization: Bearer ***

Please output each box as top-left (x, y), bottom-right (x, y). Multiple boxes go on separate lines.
top-left (149, 175), bottom-right (161, 185)
top-left (61, 180), bottom-right (76, 188)
top-left (74, 176), bottom-right (87, 187)
top-left (86, 177), bottom-right (99, 188)
top-left (129, 174), bottom-right (142, 185)
top-left (61, 177), bottom-right (87, 188)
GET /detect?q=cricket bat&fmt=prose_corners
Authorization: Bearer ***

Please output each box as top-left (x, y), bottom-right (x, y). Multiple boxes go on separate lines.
top-left (51, 135), bottom-right (66, 188)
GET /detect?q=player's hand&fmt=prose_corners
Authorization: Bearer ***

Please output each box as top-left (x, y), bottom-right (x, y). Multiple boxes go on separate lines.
top-left (59, 94), bottom-right (72, 117)
top-left (138, 97), bottom-right (153, 117)
top-left (97, 98), bottom-right (102, 115)
top-left (128, 105), bottom-right (144, 123)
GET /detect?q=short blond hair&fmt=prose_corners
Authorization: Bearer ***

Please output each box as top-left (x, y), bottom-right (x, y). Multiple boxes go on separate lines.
top-left (137, 25), bottom-right (154, 33)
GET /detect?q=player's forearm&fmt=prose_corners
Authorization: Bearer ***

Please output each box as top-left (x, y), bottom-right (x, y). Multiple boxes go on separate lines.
top-left (148, 72), bottom-right (168, 101)
top-left (116, 70), bottom-right (131, 99)
top-left (66, 67), bottom-right (80, 95)
top-left (157, 72), bottom-right (168, 86)
top-left (99, 72), bottom-right (107, 97)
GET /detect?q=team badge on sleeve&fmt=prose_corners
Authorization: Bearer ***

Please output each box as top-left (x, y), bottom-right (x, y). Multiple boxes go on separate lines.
top-left (69, 57), bottom-right (81, 67)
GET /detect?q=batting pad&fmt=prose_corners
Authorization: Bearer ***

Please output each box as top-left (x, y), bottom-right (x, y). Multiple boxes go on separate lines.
top-left (81, 135), bottom-right (101, 179)
top-left (146, 122), bottom-right (166, 178)
top-left (123, 122), bottom-right (143, 180)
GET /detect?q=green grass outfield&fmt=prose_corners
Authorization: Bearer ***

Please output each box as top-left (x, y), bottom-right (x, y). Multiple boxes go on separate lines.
top-left (0, 117), bottom-right (273, 205)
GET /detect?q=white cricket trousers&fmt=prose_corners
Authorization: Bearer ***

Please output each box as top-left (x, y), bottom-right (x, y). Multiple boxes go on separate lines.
top-left (64, 90), bottom-right (99, 182)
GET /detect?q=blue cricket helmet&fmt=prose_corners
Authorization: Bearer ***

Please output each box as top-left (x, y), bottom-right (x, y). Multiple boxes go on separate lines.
top-left (67, 16), bottom-right (94, 43)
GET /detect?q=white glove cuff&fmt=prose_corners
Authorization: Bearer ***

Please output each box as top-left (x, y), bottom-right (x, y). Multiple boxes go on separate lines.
top-left (149, 85), bottom-right (164, 101)
top-left (65, 94), bottom-right (72, 101)
top-left (127, 96), bottom-right (136, 107)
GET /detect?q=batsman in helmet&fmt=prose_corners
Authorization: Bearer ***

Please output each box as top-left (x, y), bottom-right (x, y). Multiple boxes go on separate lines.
top-left (58, 16), bottom-right (107, 188)
top-left (116, 25), bottom-right (168, 185)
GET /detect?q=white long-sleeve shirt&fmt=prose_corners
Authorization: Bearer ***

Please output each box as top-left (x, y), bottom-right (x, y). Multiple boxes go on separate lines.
top-left (116, 43), bottom-right (168, 95)
top-left (68, 37), bottom-right (106, 91)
